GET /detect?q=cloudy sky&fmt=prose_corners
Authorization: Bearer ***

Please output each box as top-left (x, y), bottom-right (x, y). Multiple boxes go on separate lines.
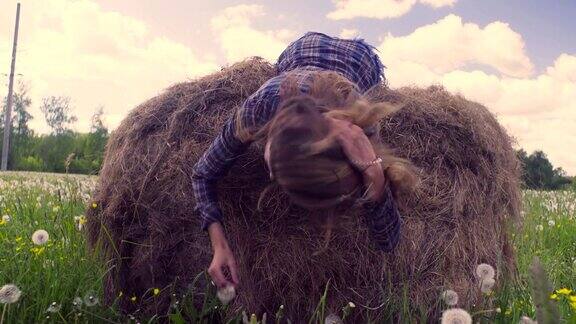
top-left (0, 0), bottom-right (575, 174)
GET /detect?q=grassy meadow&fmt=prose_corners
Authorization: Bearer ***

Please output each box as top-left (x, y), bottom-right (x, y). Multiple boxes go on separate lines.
top-left (0, 172), bottom-right (574, 323)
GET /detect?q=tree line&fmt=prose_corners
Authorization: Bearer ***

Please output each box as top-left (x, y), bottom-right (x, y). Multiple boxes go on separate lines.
top-left (516, 149), bottom-right (573, 190)
top-left (0, 82), bottom-right (107, 174)
top-left (1, 82), bottom-right (574, 189)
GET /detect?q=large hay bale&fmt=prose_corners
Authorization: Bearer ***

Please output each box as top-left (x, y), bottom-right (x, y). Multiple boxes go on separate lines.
top-left (86, 57), bottom-right (521, 321)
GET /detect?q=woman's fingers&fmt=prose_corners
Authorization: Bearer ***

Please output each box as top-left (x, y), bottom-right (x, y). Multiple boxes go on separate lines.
top-left (208, 265), bottom-right (228, 288)
top-left (228, 259), bottom-right (240, 285)
top-left (337, 131), bottom-right (376, 167)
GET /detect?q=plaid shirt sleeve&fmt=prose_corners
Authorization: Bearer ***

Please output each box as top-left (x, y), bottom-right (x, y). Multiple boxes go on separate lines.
top-left (191, 114), bottom-right (249, 230)
top-left (362, 186), bottom-right (401, 252)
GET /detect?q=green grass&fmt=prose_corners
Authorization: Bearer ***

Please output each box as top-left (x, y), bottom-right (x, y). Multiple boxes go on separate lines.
top-left (0, 172), bottom-right (575, 323)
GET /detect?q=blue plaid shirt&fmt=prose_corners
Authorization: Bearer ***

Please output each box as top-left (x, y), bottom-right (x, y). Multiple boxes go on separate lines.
top-left (192, 32), bottom-right (401, 252)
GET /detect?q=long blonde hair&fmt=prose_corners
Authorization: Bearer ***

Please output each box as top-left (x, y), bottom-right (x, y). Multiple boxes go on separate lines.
top-left (239, 71), bottom-right (418, 209)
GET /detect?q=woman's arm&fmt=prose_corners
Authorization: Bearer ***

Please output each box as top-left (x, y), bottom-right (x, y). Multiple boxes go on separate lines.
top-left (192, 73), bottom-right (293, 287)
top-left (362, 185), bottom-right (401, 252)
top-left (192, 117), bottom-right (250, 230)
top-left (332, 120), bottom-right (401, 252)
top-left (207, 222), bottom-right (239, 287)
top-left (192, 116), bottom-right (249, 288)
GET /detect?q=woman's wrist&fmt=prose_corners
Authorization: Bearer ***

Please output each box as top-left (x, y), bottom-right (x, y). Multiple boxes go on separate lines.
top-left (207, 222), bottom-right (230, 251)
top-left (362, 164), bottom-right (386, 202)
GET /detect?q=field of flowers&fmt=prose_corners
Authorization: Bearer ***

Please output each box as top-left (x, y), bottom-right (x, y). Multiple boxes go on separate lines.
top-left (0, 171), bottom-right (574, 323)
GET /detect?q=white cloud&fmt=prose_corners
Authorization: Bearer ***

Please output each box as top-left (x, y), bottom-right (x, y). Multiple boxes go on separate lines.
top-left (546, 53), bottom-right (576, 82)
top-left (380, 15), bottom-right (534, 78)
top-left (211, 4), bottom-right (294, 63)
top-left (0, 0), bottom-right (217, 133)
top-left (339, 28), bottom-right (360, 39)
top-left (420, 0), bottom-right (457, 8)
top-left (327, 0), bottom-right (456, 20)
top-left (377, 15), bottom-right (576, 174)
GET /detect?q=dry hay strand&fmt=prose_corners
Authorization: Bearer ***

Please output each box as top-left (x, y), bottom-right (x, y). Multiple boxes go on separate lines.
top-left (86, 57), bottom-right (521, 322)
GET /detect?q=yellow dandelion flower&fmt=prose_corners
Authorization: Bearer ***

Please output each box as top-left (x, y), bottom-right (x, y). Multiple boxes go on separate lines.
top-left (131, 296), bottom-right (137, 302)
top-left (550, 293), bottom-right (559, 300)
top-left (91, 202), bottom-right (98, 209)
top-left (0, 219), bottom-right (6, 226)
top-left (557, 288), bottom-right (572, 295)
top-left (30, 246), bottom-right (45, 255)
top-left (153, 288), bottom-right (160, 296)
top-left (569, 295), bottom-right (576, 302)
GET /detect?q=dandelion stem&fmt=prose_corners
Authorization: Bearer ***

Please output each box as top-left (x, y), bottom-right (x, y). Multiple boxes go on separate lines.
top-left (0, 304), bottom-right (7, 324)
top-left (79, 309), bottom-right (121, 324)
top-left (57, 311), bottom-right (68, 323)
top-left (471, 308), bottom-right (499, 316)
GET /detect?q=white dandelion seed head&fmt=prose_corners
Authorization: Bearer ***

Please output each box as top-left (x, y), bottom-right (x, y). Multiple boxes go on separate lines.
top-left (548, 220), bottom-right (555, 227)
top-left (441, 289), bottom-right (459, 306)
top-left (0, 284), bottom-right (22, 304)
top-left (535, 224), bottom-right (544, 231)
top-left (2, 215), bottom-right (10, 222)
top-left (475, 263), bottom-right (495, 280)
top-left (441, 308), bottom-right (472, 324)
top-left (216, 285), bottom-right (236, 305)
top-left (83, 292), bottom-right (99, 307)
top-left (480, 278), bottom-right (496, 293)
top-left (324, 313), bottom-right (344, 324)
top-left (72, 296), bottom-right (83, 308)
top-left (519, 316), bottom-right (538, 324)
top-left (32, 229), bottom-right (49, 245)
top-left (46, 302), bottom-right (61, 313)
top-left (348, 301), bottom-right (355, 308)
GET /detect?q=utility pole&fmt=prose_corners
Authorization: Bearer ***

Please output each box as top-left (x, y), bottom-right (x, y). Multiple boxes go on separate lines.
top-left (1, 3), bottom-right (21, 171)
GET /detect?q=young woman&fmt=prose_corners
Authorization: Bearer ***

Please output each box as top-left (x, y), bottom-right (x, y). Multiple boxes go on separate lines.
top-left (192, 32), bottom-right (415, 290)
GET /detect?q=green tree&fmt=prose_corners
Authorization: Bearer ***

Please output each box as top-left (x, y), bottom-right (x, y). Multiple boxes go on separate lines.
top-left (90, 106), bottom-right (107, 134)
top-left (517, 150), bottom-right (572, 190)
top-left (1, 81), bottom-right (33, 136)
top-left (40, 96), bottom-right (77, 135)
top-left (1, 81), bottom-right (35, 169)
top-left (67, 107), bottom-right (109, 174)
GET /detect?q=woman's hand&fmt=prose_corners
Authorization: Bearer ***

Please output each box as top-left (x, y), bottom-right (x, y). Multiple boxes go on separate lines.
top-left (330, 118), bottom-right (386, 202)
top-left (207, 222), bottom-right (239, 288)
